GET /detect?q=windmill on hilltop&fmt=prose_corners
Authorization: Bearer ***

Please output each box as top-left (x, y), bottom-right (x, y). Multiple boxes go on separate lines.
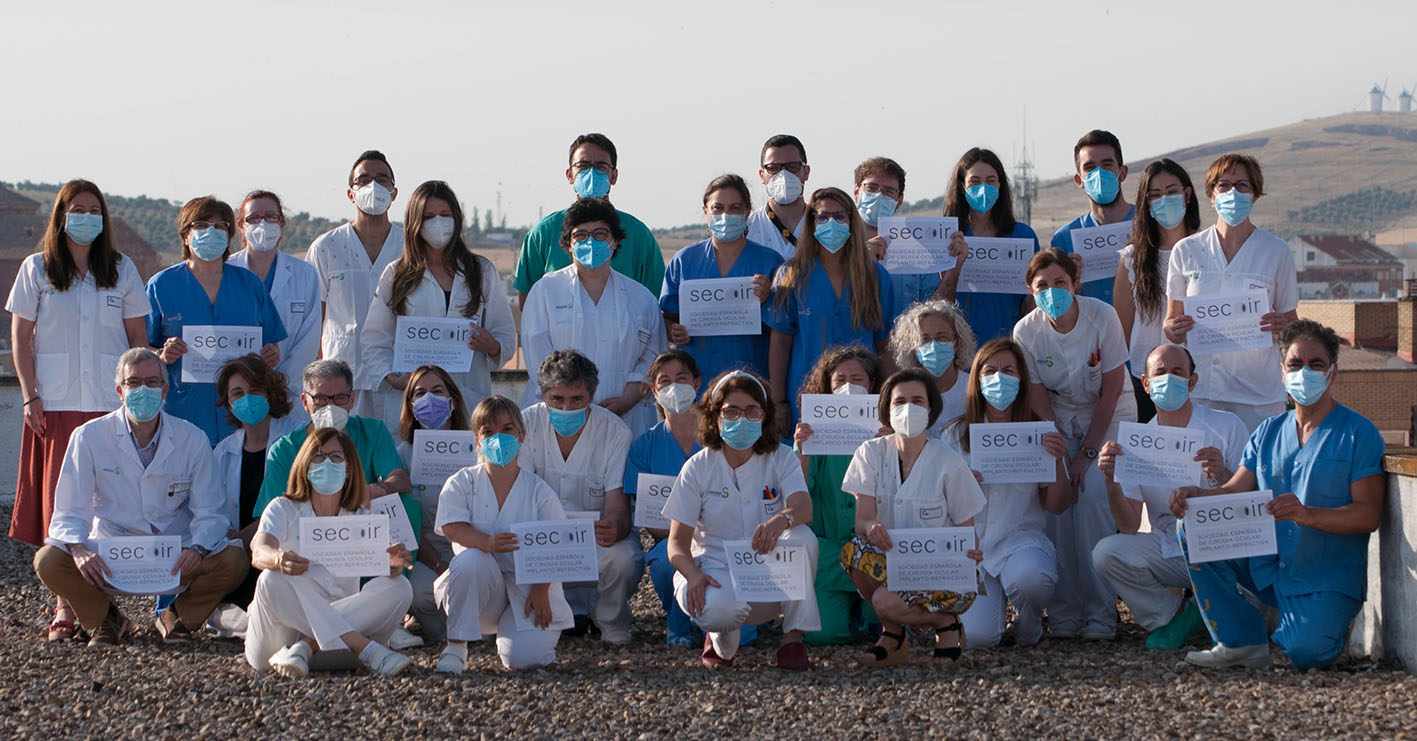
top-left (1400, 83), bottom-right (1415, 114)
top-left (1368, 81), bottom-right (1391, 113)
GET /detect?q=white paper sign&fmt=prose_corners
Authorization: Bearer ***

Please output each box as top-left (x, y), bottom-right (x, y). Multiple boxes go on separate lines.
top-left (369, 494), bottom-right (419, 551)
top-left (879, 217), bottom-right (959, 274)
top-left (393, 316), bottom-right (475, 373)
top-left (511, 519), bottom-right (599, 585)
top-left (1114, 422), bottom-right (1205, 489)
top-left (957, 237), bottom-right (1034, 295)
top-left (299, 514), bottom-right (391, 577)
top-left (968, 422), bottom-right (1056, 484)
top-left (1183, 490), bottom-right (1278, 563)
top-left (679, 277), bottom-right (761, 337)
top-left (181, 325), bottom-right (261, 383)
top-left (723, 540), bottom-right (810, 601)
top-left (1183, 290), bottom-right (1272, 355)
top-left (885, 527), bottom-right (977, 593)
top-left (410, 430), bottom-right (479, 487)
top-left (799, 394), bottom-right (881, 456)
top-left (93, 536), bottom-right (182, 594)
top-left (634, 473), bottom-right (675, 530)
top-left (1071, 221), bottom-right (1133, 284)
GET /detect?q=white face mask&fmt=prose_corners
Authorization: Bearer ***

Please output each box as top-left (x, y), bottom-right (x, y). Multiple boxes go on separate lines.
top-left (655, 382), bottom-right (697, 414)
top-left (353, 182), bottom-right (392, 216)
top-left (310, 403), bottom-right (349, 432)
top-left (766, 170), bottom-right (803, 205)
top-left (832, 382), bottom-right (868, 396)
top-left (421, 215), bottom-right (455, 248)
top-left (244, 222), bottom-right (281, 252)
top-left (889, 402), bottom-right (929, 438)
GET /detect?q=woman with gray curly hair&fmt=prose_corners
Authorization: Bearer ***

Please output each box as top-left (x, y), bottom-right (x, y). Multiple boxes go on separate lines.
top-left (886, 300), bottom-right (977, 437)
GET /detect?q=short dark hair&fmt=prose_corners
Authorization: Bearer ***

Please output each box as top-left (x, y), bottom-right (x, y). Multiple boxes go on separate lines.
top-left (761, 134), bottom-right (807, 164)
top-left (538, 349), bottom-right (600, 398)
top-left (1280, 319), bottom-right (1339, 363)
top-left (853, 157), bottom-right (906, 195)
top-left (216, 354), bottom-right (294, 426)
top-left (560, 197), bottom-right (627, 254)
top-left (697, 370), bottom-right (779, 456)
top-left (1026, 246), bottom-right (1080, 287)
top-left (569, 133), bottom-right (617, 169)
top-left (703, 174), bottom-right (753, 211)
top-left (1205, 153), bottom-right (1266, 199)
top-left (177, 196), bottom-right (235, 262)
top-left (878, 369), bottom-right (944, 429)
top-left (349, 150), bottom-right (394, 188)
top-left (648, 349), bottom-right (702, 384)
top-left (1073, 130), bottom-right (1124, 170)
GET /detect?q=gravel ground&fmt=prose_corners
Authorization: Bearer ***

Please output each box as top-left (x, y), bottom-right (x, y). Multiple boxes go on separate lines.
top-left (3, 503), bottom-right (1413, 740)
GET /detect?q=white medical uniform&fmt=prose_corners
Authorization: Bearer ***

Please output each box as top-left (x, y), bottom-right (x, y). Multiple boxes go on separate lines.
top-left (357, 256), bottom-right (516, 434)
top-left (842, 436), bottom-right (986, 530)
top-left (1091, 404), bottom-right (1248, 630)
top-left (746, 206), bottom-right (804, 261)
top-left (229, 250), bottom-right (322, 396)
top-left (664, 445), bottom-right (821, 660)
top-left (396, 438), bottom-right (455, 641)
top-left (212, 414), bottom-right (307, 534)
top-left (520, 266), bottom-right (666, 436)
top-left (434, 465), bottom-right (573, 670)
top-left (1116, 245), bottom-right (1172, 378)
top-left (517, 402), bottom-right (639, 640)
top-left (927, 370), bottom-right (970, 439)
top-left (305, 222), bottom-right (404, 375)
top-left (1013, 295), bottom-right (1137, 637)
top-left (1166, 226), bottom-right (1298, 431)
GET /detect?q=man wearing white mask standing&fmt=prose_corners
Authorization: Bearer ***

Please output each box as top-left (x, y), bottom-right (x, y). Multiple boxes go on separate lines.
top-left (746, 134), bottom-right (811, 261)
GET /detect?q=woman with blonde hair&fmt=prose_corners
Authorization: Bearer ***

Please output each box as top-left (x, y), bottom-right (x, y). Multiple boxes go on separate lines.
top-left (887, 299), bottom-right (977, 437)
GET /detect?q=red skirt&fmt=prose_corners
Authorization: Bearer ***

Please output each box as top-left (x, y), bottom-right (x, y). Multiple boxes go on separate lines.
top-left (8, 410), bottom-right (105, 546)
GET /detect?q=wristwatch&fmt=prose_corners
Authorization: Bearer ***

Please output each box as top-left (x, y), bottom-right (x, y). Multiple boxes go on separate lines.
top-left (782, 511), bottom-right (796, 528)
top-left (190, 544), bottom-right (211, 558)
top-left (1084, 447), bottom-right (1099, 460)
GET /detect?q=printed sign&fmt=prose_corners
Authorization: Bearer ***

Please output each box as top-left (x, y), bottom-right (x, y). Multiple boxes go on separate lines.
top-left (633, 473), bottom-right (675, 530)
top-left (299, 514), bottom-right (391, 577)
top-left (1183, 490), bottom-right (1278, 564)
top-left (957, 237), bottom-right (1034, 294)
top-left (885, 527), bottom-right (977, 593)
top-left (679, 277), bottom-right (761, 336)
top-left (1183, 290), bottom-right (1272, 355)
top-left (181, 325), bottom-right (261, 383)
top-left (968, 422), bottom-right (1057, 484)
top-left (369, 494), bottom-right (419, 551)
top-left (393, 316), bottom-right (475, 373)
top-left (1114, 422), bottom-right (1205, 489)
top-left (879, 217), bottom-right (959, 274)
top-left (799, 394), bottom-right (881, 456)
top-left (1071, 221), bottom-right (1133, 284)
top-left (723, 540), bottom-right (810, 602)
top-left (410, 430), bottom-right (479, 487)
top-left (511, 519), bottom-right (599, 585)
top-left (93, 536), bottom-right (182, 594)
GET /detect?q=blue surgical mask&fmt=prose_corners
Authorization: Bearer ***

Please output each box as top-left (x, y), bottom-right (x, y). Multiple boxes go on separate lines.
top-left (572, 237), bottom-right (612, 269)
top-left (979, 372), bottom-right (1020, 410)
top-left (64, 212), bottom-right (103, 245)
top-left (1035, 287), bottom-right (1073, 320)
top-left (1284, 367), bottom-right (1329, 407)
top-left (1146, 373), bottom-right (1190, 412)
top-left (124, 385), bottom-right (163, 423)
top-left (708, 213), bottom-right (747, 242)
top-left (480, 432), bottom-right (520, 467)
top-left (412, 392), bottom-right (452, 429)
top-left (719, 417), bottom-right (762, 450)
top-left (855, 190), bottom-right (897, 227)
top-left (189, 227), bottom-right (228, 261)
top-left (1149, 194), bottom-right (1187, 229)
top-left (573, 168), bottom-right (611, 199)
top-left (814, 220), bottom-right (850, 253)
top-left (1083, 168), bottom-right (1120, 205)
top-left (915, 340), bottom-right (956, 376)
top-left (548, 405), bottom-right (588, 437)
top-left (306, 460), bottom-right (346, 496)
top-left (231, 394), bottom-right (270, 426)
top-left (1214, 189), bottom-right (1253, 227)
top-left (965, 183), bottom-right (999, 214)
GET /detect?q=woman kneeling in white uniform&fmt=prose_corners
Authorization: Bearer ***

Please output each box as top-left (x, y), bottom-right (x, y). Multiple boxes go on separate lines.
top-left (665, 370), bottom-right (820, 671)
top-left (434, 396), bottom-right (573, 673)
top-left (245, 428), bottom-right (414, 677)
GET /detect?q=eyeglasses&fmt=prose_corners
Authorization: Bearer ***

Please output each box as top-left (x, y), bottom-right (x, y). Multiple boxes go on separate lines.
top-left (707, 203), bottom-right (750, 215)
top-left (188, 221), bottom-right (230, 232)
top-left (351, 174), bottom-right (395, 189)
top-left (861, 182), bottom-right (902, 200)
top-left (121, 377), bottom-right (164, 390)
top-left (1214, 180), bottom-right (1253, 194)
top-left (310, 451), bottom-right (347, 464)
top-left (571, 228), bottom-right (612, 242)
top-left (1146, 187), bottom-right (1185, 200)
top-left (761, 161), bottom-right (805, 175)
top-left (719, 404), bottom-right (764, 421)
top-left (242, 215), bottom-right (281, 225)
top-left (813, 210), bottom-right (849, 225)
top-left (306, 392), bottom-right (351, 406)
top-left (571, 161), bottom-right (613, 175)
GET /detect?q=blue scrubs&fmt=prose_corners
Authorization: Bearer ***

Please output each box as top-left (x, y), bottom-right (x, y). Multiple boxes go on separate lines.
top-left (766, 262), bottom-right (896, 418)
top-left (661, 238), bottom-right (784, 384)
top-left (888, 272), bottom-right (941, 319)
top-left (1185, 404), bottom-right (1383, 670)
top-left (146, 262), bottom-right (288, 446)
top-left (956, 222), bottom-right (1040, 344)
top-left (1049, 207), bottom-right (1135, 305)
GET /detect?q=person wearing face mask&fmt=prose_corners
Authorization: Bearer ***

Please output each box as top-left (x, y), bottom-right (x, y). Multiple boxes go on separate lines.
top-left (34, 349), bottom-right (248, 647)
top-left (941, 339), bottom-right (1070, 649)
top-left (665, 370), bottom-right (819, 670)
top-left (521, 198), bottom-right (667, 437)
top-left (1093, 343), bottom-right (1247, 650)
top-left (146, 196), bottom-right (287, 445)
top-left (660, 174), bottom-right (782, 384)
top-left (513, 133), bottom-right (665, 306)
top-left (1113, 161), bottom-right (1201, 422)
top-left (746, 134), bottom-right (812, 261)
top-left (1012, 247), bottom-right (1137, 640)
top-left (250, 360), bottom-right (410, 522)
top-left (517, 351), bottom-right (639, 644)
top-left (434, 396), bottom-right (575, 672)
top-left (840, 369), bottom-right (987, 667)
top-left (853, 156), bottom-right (939, 317)
top-left (6, 180), bottom-right (149, 641)
top-left (1163, 154), bottom-right (1299, 433)
top-left (358, 181), bottom-right (516, 435)
top-left (767, 187), bottom-right (897, 431)
top-left (305, 150), bottom-right (405, 377)
top-left (887, 300), bottom-right (978, 438)
top-left (229, 190), bottom-right (322, 400)
top-left (244, 428), bottom-right (415, 677)
top-left (1050, 130), bottom-right (1134, 305)
top-left (1171, 321), bottom-right (1386, 671)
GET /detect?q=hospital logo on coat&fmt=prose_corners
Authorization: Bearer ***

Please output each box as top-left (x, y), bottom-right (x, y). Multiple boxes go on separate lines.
top-left (102, 466), bottom-right (121, 477)
top-left (718, 487), bottom-right (731, 499)
top-left (1039, 355), bottom-right (1054, 368)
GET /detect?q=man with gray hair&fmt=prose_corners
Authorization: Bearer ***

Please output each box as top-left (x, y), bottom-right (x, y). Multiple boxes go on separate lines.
top-left (34, 348), bottom-right (248, 646)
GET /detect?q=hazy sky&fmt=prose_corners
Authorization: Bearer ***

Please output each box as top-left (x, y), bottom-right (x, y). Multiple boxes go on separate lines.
top-left (3, 0), bottom-right (1414, 235)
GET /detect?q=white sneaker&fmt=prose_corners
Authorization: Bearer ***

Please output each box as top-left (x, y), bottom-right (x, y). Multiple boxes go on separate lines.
top-left (600, 629), bottom-right (632, 646)
top-left (1186, 642), bottom-right (1272, 669)
top-left (436, 650), bottom-right (467, 675)
top-left (388, 626), bottom-right (424, 650)
top-left (205, 603), bottom-right (249, 639)
top-left (270, 643), bottom-right (312, 678)
top-left (359, 642), bottom-right (412, 677)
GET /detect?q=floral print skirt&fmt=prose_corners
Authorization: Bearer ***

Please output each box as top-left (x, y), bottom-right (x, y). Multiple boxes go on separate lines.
top-left (840, 535), bottom-right (979, 614)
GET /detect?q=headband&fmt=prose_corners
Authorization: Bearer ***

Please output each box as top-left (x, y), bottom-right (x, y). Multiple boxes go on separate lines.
top-left (711, 370), bottom-right (767, 401)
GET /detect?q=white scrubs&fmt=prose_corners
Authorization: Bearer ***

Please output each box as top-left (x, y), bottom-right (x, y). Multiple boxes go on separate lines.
top-left (305, 222), bottom-right (404, 377)
top-left (928, 370), bottom-right (970, 439)
top-left (396, 438), bottom-right (455, 641)
top-left (229, 250), bottom-right (323, 397)
top-left (745, 205), bottom-right (804, 262)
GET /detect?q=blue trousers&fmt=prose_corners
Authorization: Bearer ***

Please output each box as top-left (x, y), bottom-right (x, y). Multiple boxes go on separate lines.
top-left (646, 539), bottom-right (756, 646)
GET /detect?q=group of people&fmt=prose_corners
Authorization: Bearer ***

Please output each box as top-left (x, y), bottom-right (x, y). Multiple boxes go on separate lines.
top-left (10, 130), bottom-right (1386, 677)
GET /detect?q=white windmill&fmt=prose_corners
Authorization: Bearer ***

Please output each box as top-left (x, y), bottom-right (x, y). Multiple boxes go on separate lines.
top-left (1368, 80), bottom-right (1392, 113)
top-left (1399, 83), bottom-right (1415, 114)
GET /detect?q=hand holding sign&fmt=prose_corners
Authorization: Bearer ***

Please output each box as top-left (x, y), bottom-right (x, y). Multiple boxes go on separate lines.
top-left (879, 217), bottom-right (959, 274)
top-left (799, 394), bottom-right (880, 455)
top-left (1182, 290), bottom-right (1272, 355)
top-left (1112, 421), bottom-right (1205, 489)
top-left (181, 325), bottom-right (262, 383)
top-left (299, 514), bottom-right (392, 577)
top-left (93, 536), bottom-right (183, 594)
top-left (680, 277), bottom-right (761, 336)
top-left (1182, 490), bottom-right (1277, 563)
top-left (394, 316), bottom-right (476, 372)
top-left (969, 422), bottom-right (1057, 483)
top-left (511, 519), bottom-right (598, 585)
top-left (723, 540), bottom-right (809, 601)
top-left (957, 237), bottom-right (1035, 295)
top-left (1070, 221), bottom-right (1132, 284)
top-left (885, 527), bottom-right (977, 593)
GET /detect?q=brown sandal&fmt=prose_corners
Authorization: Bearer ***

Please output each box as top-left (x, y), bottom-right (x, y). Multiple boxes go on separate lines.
top-left (47, 607), bottom-right (79, 642)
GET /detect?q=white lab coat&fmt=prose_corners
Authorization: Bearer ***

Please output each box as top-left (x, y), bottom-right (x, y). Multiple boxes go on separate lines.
top-left (842, 436), bottom-right (987, 530)
top-left (304, 222), bottom-right (404, 372)
top-left (356, 256), bottom-right (516, 431)
top-left (212, 414), bottom-right (308, 534)
top-left (47, 410), bottom-right (228, 553)
top-left (518, 402), bottom-right (632, 514)
top-left (520, 266), bottom-right (666, 436)
top-left (229, 250), bottom-right (322, 396)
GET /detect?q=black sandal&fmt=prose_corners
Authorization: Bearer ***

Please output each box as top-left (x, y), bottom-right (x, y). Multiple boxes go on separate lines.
top-left (934, 619), bottom-right (965, 663)
top-left (859, 629), bottom-right (910, 667)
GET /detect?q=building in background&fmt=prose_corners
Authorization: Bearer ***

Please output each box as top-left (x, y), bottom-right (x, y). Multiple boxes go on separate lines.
top-left (1288, 234), bottom-right (1404, 299)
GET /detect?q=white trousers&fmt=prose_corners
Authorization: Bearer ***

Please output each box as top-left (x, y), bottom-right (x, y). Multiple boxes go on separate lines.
top-left (1046, 430), bottom-right (1121, 636)
top-left (961, 546), bottom-right (1058, 648)
top-left (435, 549), bottom-right (561, 670)
top-left (244, 570), bottom-right (412, 672)
top-left (1091, 530), bottom-right (1189, 631)
top-left (408, 562), bottom-right (447, 641)
top-left (562, 538), bottom-right (643, 640)
top-left (1195, 399), bottom-right (1286, 435)
top-left (673, 526), bottom-right (821, 660)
